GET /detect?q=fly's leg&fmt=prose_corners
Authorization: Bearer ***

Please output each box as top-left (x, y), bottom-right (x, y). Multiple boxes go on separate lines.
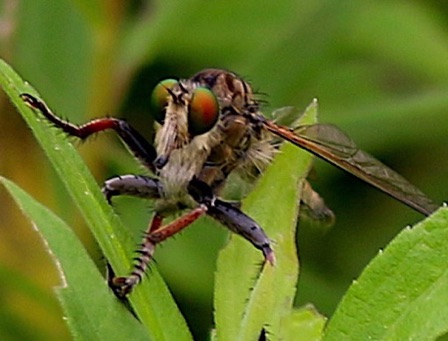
top-left (110, 205), bottom-right (208, 297)
top-left (101, 174), bottom-right (164, 296)
top-left (109, 212), bottom-right (162, 297)
top-left (188, 179), bottom-right (275, 266)
top-left (299, 180), bottom-right (335, 226)
top-left (21, 94), bottom-right (156, 171)
top-left (102, 175), bottom-right (162, 204)
top-left (208, 199), bottom-right (275, 265)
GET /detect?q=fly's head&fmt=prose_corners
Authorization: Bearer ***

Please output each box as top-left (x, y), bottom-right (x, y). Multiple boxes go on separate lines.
top-left (150, 69), bottom-right (262, 169)
top-left (150, 78), bottom-right (220, 169)
top-left (149, 69), bottom-right (273, 203)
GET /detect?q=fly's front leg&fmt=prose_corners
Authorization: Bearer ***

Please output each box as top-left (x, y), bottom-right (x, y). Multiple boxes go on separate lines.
top-left (110, 205), bottom-right (208, 297)
top-left (21, 94), bottom-right (156, 171)
top-left (188, 179), bottom-right (275, 266)
top-left (208, 199), bottom-right (275, 266)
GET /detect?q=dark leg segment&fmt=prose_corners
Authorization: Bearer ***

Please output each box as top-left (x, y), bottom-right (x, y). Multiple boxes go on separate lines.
top-left (110, 205), bottom-right (208, 297)
top-left (21, 93), bottom-right (157, 171)
top-left (188, 178), bottom-right (275, 265)
top-left (102, 175), bottom-right (162, 203)
top-left (208, 199), bottom-right (275, 265)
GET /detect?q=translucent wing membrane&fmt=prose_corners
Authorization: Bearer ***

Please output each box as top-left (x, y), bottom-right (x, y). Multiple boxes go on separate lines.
top-left (264, 120), bottom-right (439, 216)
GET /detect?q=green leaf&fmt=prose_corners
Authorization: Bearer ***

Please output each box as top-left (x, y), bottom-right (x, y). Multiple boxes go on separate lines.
top-left (0, 59), bottom-right (192, 340)
top-left (324, 207), bottom-right (448, 340)
top-left (280, 305), bottom-right (326, 341)
top-left (0, 177), bottom-right (150, 340)
top-left (214, 101), bottom-right (318, 339)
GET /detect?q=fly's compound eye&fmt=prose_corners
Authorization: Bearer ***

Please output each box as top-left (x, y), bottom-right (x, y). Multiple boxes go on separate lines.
top-left (188, 87), bottom-right (219, 136)
top-left (150, 79), bottom-right (178, 124)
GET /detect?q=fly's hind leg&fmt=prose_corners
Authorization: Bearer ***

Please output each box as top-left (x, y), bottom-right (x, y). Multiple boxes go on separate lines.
top-left (110, 205), bottom-right (208, 297)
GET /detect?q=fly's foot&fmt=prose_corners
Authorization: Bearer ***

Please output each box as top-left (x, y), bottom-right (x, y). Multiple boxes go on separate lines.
top-left (109, 276), bottom-right (140, 298)
top-left (261, 244), bottom-right (276, 266)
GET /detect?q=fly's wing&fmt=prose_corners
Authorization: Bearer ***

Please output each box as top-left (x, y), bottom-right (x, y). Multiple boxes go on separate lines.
top-left (263, 120), bottom-right (439, 216)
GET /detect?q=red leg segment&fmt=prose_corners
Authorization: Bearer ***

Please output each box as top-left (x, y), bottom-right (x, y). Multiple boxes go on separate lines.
top-left (21, 93), bottom-right (157, 171)
top-left (111, 205), bottom-right (208, 297)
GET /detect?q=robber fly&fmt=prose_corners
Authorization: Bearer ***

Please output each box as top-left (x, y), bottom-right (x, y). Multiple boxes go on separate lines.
top-left (21, 68), bottom-right (438, 297)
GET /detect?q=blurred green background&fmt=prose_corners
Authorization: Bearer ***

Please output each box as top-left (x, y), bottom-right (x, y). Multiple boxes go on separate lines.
top-left (1, 0), bottom-right (447, 339)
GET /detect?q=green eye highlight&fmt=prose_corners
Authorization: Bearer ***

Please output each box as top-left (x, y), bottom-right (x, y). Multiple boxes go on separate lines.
top-left (150, 79), bottom-right (178, 123)
top-left (188, 87), bottom-right (219, 136)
